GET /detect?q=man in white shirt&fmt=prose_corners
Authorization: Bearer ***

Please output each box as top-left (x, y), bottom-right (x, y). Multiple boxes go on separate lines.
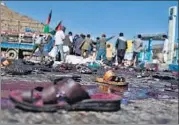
top-left (54, 26), bottom-right (65, 62)
top-left (162, 35), bottom-right (169, 63)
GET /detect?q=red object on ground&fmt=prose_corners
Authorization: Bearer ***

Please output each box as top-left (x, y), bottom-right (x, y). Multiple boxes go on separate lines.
top-left (172, 71), bottom-right (179, 76)
top-left (145, 63), bottom-right (159, 71)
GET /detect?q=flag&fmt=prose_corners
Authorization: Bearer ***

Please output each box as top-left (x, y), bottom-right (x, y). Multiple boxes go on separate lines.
top-left (55, 21), bottom-right (62, 31)
top-left (46, 10), bottom-right (52, 25)
top-left (43, 24), bottom-right (50, 33)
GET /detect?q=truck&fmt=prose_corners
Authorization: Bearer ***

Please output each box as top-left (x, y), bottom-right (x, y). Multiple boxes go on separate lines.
top-left (0, 30), bottom-right (54, 59)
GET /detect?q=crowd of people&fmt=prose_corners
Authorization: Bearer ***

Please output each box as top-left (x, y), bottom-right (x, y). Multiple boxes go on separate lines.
top-left (30, 25), bottom-right (170, 68)
top-left (49, 26), bottom-right (145, 67)
top-left (50, 26), bottom-right (115, 63)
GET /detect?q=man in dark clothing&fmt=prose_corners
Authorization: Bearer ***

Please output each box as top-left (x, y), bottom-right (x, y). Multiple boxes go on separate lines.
top-left (80, 34), bottom-right (93, 58)
top-left (73, 34), bottom-right (85, 56)
top-left (63, 32), bottom-right (73, 55)
top-left (96, 37), bottom-right (100, 50)
top-left (95, 37), bottom-right (100, 52)
top-left (115, 33), bottom-right (128, 65)
top-left (89, 37), bottom-right (99, 60)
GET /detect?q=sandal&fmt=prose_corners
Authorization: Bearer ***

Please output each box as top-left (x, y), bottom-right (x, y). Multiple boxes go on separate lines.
top-left (9, 78), bottom-right (121, 112)
top-left (96, 70), bottom-right (128, 86)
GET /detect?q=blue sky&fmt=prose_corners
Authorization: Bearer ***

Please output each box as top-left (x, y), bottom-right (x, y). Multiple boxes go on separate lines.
top-left (4, 1), bottom-right (178, 45)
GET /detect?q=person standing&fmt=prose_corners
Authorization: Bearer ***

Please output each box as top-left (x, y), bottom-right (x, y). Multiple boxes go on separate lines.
top-left (73, 34), bottom-right (80, 56)
top-left (69, 32), bottom-right (74, 54)
top-left (80, 34), bottom-right (93, 58)
top-left (115, 33), bottom-right (128, 66)
top-left (29, 34), bottom-right (46, 62)
top-left (162, 35), bottom-right (169, 63)
top-left (63, 31), bottom-right (73, 56)
top-left (73, 34), bottom-right (85, 56)
top-left (96, 37), bottom-right (100, 50)
top-left (54, 26), bottom-right (65, 62)
top-left (92, 37), bottom-right (100, 59)
top-left (96, 34), bottom-right (107, 62)
top-left (132, 34), bottom-right (143, 67)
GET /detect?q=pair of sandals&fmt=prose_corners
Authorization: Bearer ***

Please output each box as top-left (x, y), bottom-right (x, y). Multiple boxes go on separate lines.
top-left (9, 78), bottom-right (121, 112)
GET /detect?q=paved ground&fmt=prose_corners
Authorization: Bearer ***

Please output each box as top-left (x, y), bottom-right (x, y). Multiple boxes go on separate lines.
top-left (1, 68), bottom-right (178, 124)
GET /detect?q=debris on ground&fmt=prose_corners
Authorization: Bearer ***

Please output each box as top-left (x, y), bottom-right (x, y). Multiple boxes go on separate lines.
top-left (1, 57), bottom-right (178, 124)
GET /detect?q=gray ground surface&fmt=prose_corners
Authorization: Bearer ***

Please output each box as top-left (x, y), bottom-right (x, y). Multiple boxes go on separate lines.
top-left (1, 70), bottom-right (178, 124)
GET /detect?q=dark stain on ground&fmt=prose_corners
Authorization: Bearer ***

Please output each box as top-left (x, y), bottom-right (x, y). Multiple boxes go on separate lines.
top-left (155, 118), bottom-right (171, 124)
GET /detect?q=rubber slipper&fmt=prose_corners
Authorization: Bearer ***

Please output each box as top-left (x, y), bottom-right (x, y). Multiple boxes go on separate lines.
top-left (96, 70), bottom-right (128, 86)
top-left (9, 79), bottom-right (121, 112)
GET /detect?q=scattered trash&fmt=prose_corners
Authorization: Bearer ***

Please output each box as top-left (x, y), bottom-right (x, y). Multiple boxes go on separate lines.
top-left (76, 65), bottom-right (92, 74)
top-left (152, 74), bottom-right (175, 80)
top-left (53, 63), bottom-right (75, 73)
top-left (172, 71), bottom-right (179, 77)
top-left (136, 71), bottom-right (150, 78)
top-left (87, 62), bottom-right (101, 69)
top-left (154, 78), bottom-right (160, 81)
top-left (145, 63), bottom-right (159, 71)
top-left (65, 55), bottom-right (94, 65)
top-left (0, 57), bottom-right (11, 67)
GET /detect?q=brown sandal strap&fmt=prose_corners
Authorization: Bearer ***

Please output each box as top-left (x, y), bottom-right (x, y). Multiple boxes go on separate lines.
top-left (41, 85), bottom-right (58, 103)
top-left (57, 78), bottom-right (90, 104)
